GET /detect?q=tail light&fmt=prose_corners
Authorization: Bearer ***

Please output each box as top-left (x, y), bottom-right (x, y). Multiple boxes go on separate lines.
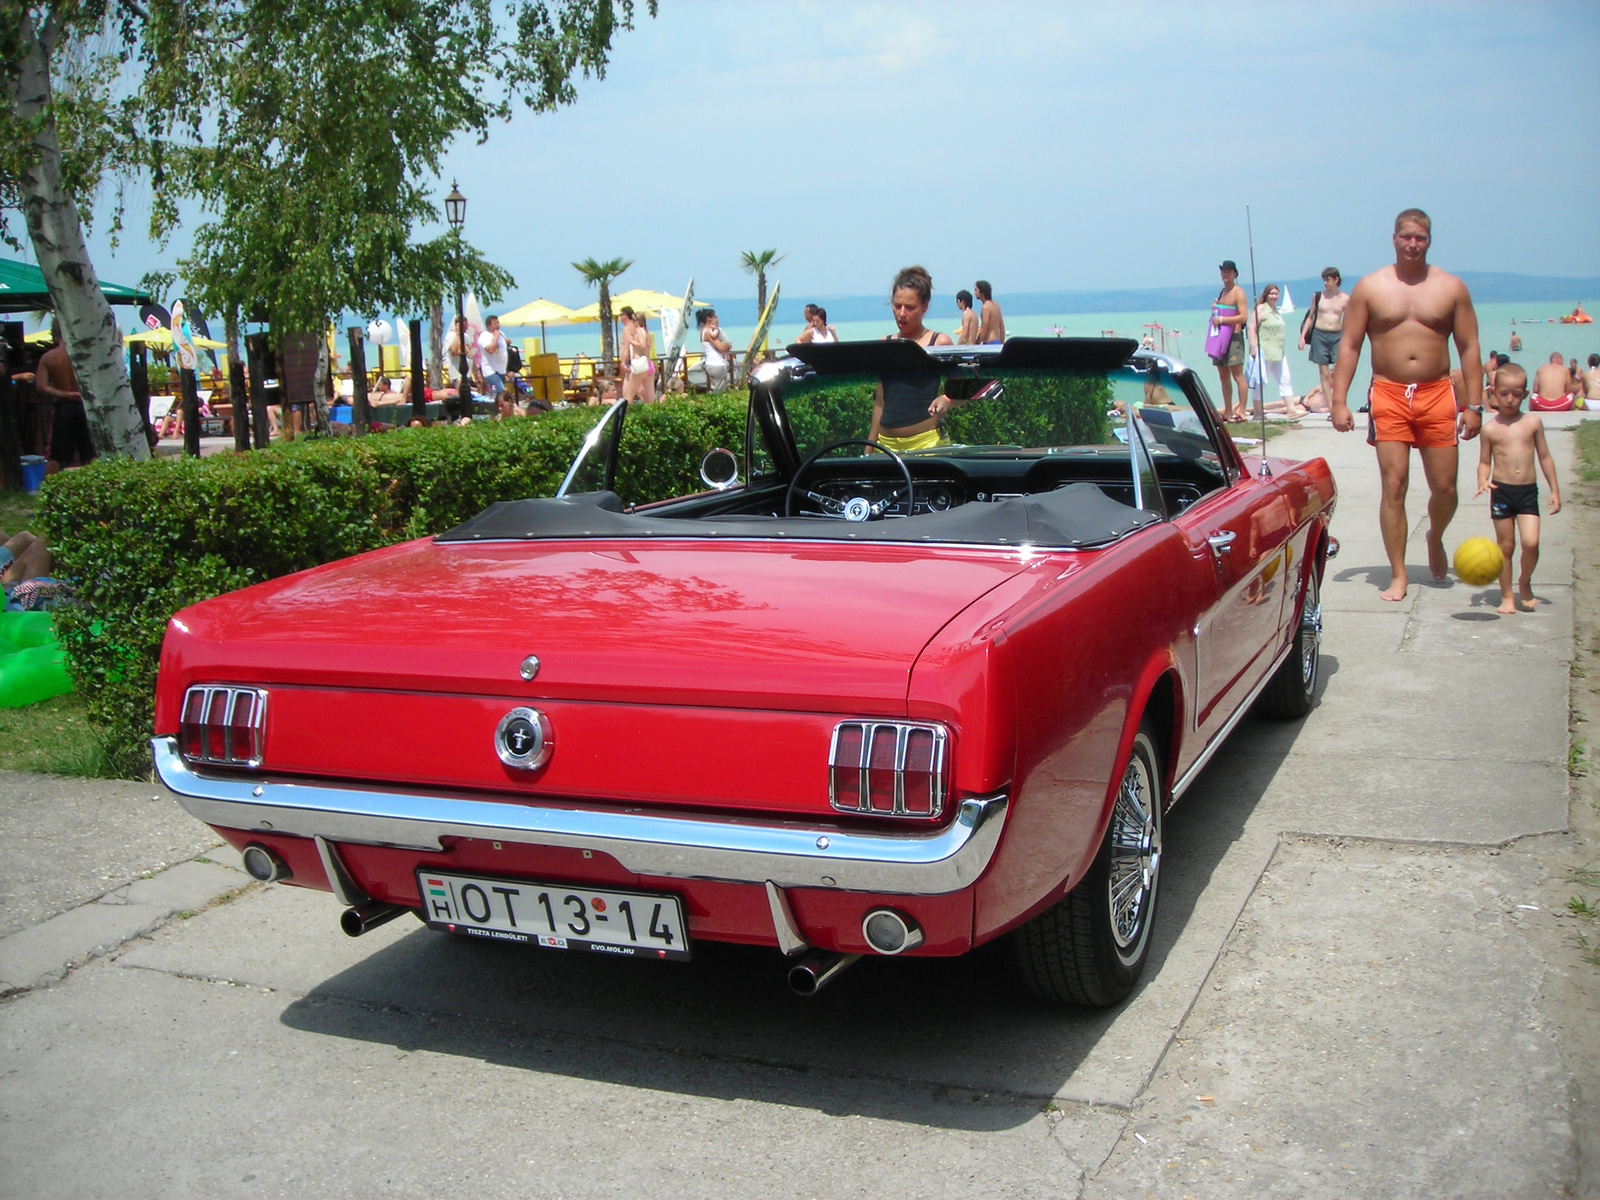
top-left (180, 685), bottom-right (267, 768)
top-left (829, 721), bottom-right (947, 819)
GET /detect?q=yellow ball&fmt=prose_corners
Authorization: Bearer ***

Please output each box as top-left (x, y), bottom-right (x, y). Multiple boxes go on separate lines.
top-left (1453, 537), bottom-right (1505, 587)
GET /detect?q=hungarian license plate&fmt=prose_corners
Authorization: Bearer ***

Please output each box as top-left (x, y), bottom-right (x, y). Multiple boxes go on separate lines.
top-left (416, 870), bottom-right (690, 961)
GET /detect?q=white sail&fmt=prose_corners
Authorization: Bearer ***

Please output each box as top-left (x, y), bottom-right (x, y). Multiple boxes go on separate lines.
top-left (1280, 285), bottom-right (1295, 313)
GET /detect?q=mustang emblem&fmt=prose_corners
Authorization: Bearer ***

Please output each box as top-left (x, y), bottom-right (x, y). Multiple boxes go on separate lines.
top-left (495, 707), bottom-right (552, 771)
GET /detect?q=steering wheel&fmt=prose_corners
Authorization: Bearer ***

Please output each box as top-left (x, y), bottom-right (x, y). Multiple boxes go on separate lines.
top-left (784, 439), bottom-right (917, 521)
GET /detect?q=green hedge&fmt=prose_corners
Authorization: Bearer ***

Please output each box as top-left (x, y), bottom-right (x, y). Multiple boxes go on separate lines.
top-left (37, 394), bottom-right (745, 776)
top-left (781, 372), bottom-right (1112, 452)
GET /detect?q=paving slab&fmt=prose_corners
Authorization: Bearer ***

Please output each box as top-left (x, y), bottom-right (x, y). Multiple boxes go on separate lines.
top-left (0, 858), bottom-right (247, 993)
top-left (1082, 837), bottom-right (1574, 1200)
top-left (0, 959), bottom-right (1095, 1200)
top-left (0, 770), bottom-right (222, 937)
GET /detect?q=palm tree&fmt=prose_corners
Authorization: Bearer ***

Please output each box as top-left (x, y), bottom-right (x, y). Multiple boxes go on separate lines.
top-left (572, 256), bottom-right (633, 372)
top-left (739, 249), bottom-right (786, 317)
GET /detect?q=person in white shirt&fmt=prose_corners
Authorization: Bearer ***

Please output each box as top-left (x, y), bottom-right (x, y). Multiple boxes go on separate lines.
top-left (477, 314), bottom-right (510, 398)
top-left (697, 308), bottom-right (733, 392)
top-left (806, 306), bottom-right (837, 344)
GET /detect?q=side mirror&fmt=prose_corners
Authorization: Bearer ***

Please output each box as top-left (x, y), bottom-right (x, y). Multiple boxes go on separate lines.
top-left (699, 447), bottom-right (741, 490)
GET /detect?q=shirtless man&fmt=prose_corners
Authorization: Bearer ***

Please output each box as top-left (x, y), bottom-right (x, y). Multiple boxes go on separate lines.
top-left (975, 280), bottom-right (1006, 344)
top-left (34, 322), bottom-right (97, 469)
top-left (1298, 266), bottom-right (1349, 405)
top-left (955, 290), bottom-right (980, 345)
top-left (1530, 352), bottom-right (1574, 411)
top-left (1330, 208), bottom-right (1482, 601)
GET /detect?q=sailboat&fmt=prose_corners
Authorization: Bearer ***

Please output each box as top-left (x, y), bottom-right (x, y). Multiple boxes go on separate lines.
top-left (1280, 285), bottom-right (1295, 313)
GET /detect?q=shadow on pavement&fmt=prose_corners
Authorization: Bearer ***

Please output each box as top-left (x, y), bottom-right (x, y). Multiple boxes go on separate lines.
top-left (277, 710), bottom-right (1301, 1130)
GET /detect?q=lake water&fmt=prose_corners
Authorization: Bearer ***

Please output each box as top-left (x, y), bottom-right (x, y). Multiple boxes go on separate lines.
top-left (525, 299), bottom-right (1596, 402)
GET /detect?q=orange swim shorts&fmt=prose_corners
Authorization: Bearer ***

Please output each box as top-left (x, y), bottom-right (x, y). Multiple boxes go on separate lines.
top-left (1367, 377), bottom-right (1458, 448)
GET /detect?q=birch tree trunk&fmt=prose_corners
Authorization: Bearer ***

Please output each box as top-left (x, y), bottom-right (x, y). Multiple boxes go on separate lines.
top-left (11, 9), bottom-right (150, 461)
top-left (429, 302), bottom-right (443, 389)
top-left (311, 336), bottom-right (332, 435)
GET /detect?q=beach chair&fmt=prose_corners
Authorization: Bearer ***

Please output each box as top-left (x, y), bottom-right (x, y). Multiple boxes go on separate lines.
top-left (564, 356), bottom-right (597, 403)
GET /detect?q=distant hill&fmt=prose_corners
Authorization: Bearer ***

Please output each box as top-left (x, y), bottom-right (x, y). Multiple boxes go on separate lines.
top-left (702, 272), bottom-right (1598, 325)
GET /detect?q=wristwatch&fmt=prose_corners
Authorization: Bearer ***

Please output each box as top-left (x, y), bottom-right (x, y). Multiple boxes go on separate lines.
top-left (1464, 405), bottom-right (1484, 415)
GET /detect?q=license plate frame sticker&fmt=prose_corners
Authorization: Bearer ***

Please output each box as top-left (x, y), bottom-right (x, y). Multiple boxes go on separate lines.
top-left (416, 870), bottom-right (691, 961)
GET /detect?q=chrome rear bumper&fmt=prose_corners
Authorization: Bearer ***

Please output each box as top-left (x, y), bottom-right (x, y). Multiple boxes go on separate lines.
top-left (152, 737), bottom-right (1008, 895)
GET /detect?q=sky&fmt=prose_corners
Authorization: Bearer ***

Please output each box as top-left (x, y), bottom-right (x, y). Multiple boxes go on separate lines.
top-left (70, 0), bottom-right (1600, 313)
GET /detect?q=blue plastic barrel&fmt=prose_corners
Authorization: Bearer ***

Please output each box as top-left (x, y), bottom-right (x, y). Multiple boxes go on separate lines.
top-left (19, 456), bottom-right (46, 493)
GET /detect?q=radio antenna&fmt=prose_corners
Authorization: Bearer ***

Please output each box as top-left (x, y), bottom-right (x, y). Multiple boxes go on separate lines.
top-left (1246, 204), bottom-right (1270, 476)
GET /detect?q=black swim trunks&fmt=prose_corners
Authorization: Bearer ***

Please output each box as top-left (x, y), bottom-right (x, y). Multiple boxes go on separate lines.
top-left (1489, 480), bottom-right (1539, 520)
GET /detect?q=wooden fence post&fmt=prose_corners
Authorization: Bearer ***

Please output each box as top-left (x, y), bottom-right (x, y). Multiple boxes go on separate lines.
top-left (409, 319), bottom-right (426, 426)
top-left (180, 367), bottom-right (201, 458)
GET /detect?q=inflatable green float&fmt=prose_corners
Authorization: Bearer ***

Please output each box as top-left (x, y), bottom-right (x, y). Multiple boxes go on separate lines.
top-left (0, 610), bottom-right (73, 708)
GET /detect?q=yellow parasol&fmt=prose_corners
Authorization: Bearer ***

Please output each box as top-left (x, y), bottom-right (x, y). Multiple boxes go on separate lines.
top-left (498, 298), bottom-right (579, 327)
top-left (499, 298), bottom-right (580, 353)
top-left (125, 327), bottom-right (227, 351)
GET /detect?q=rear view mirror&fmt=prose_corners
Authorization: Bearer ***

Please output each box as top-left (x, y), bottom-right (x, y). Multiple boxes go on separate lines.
top-left (699, 447), bottom-right (740, 490)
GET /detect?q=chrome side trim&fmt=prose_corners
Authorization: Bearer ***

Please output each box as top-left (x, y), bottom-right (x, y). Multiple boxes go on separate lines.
top-left (151, 738), bottom-right (1009, 896)
top-left (765, 881), bottom-right (809, 956)
top-left (1171, 638), bottom-right (1295, 800)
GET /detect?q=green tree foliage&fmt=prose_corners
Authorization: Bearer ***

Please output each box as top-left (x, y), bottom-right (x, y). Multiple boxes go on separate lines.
top-left (739, 248), bottom-right (785, 316)
top-left (573, 255), bottom-right (632, 371)
top-left (1, 0), bottom-right (657, 458)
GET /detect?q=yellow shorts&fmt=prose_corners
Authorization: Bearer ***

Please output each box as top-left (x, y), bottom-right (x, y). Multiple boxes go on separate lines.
top-left (876, 428), bottom-right (944, 453)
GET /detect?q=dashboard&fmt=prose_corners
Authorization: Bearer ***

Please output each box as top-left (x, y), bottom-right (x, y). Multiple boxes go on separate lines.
top-left (807, 477), bottom-right (967, 518)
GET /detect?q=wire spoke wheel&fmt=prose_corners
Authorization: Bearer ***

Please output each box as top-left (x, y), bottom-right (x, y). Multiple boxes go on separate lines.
top-left (1106, 743), bottom-right (1161, 964)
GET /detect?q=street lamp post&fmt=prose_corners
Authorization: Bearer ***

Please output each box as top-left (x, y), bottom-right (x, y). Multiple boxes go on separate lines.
top-left (445, 181), bottom-right (468, 420)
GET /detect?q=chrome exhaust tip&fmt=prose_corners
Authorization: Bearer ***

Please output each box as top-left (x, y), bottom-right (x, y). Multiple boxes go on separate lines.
top-left (861, 908), bottom-right (924, 956)
top-left (241, 844), bottom-right (292, 883)
top-left (786, 951), bottom-right (862, 996)
top-left (339, 901), bottom-right (407, 938)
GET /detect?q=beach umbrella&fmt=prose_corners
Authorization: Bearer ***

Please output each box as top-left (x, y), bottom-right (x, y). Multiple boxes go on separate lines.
top-left (124, 327), bottom-right (228, 351)
top-left (499, 299), bottom-right (578, 327)
top-left (609, 288), bottom-right (709, 316)
top-left (499, 298), bottom-right (580, 352)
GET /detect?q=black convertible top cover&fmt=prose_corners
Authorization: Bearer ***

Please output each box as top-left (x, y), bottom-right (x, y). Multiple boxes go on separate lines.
top-left (437, 482), bottom-right (1159, 549)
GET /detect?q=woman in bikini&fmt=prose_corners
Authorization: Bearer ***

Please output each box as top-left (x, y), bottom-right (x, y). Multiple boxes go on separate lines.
top-left (869, 265), bottom-right (956, 453)
top-left (1212, 261), bottom-right (1249, 423)
top-left (618, 307), bottom-right (656, 405)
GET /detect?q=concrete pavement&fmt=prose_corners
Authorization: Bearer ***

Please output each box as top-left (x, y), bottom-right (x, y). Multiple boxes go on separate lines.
top-left (0, 413), bottom-right (1593, 1198)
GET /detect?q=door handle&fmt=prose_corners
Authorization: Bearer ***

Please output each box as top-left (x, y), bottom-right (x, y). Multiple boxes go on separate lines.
top-left (1206, 530), bottom-right (1237, 554)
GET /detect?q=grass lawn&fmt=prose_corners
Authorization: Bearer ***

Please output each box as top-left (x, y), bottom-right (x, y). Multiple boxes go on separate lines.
top-left (0, 692), bottom-right (112, 777)
top-left (1578, 419), bottom-right (1600, 481)
top-left (0, 491), bottom-right (39, 536)
top-left (0, 487), bottom-right (124, 779)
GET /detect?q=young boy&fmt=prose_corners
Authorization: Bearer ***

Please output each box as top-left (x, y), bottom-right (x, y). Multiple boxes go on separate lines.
top-left (1474, 362), bottom-right (1561, 613)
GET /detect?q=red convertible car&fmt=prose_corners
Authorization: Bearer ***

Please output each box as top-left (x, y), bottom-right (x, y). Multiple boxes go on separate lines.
top-left (153, 339), bottom-right (1335, 1007)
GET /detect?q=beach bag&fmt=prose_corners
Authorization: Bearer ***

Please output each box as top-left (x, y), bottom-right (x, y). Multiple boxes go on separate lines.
top-left (1204, 308), bottom-right (1233, 362)
top-left (1244, 354), bottom-right (1262, 392)
top-left (629, 355), bottom-right (650, 377)
top-left (506, 344), bottom-right (523, 373)
top-left (1300, 292), bottom-right (1320, 348)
